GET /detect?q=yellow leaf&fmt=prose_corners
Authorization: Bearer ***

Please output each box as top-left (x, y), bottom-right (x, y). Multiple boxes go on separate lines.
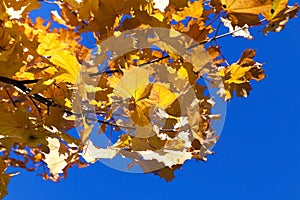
top-left (29, 78), bottom-right (54, 95)
top-left (0, 108), bottom-right (30, 137)
top-left (222, 63), bottom-right (251, 84)
top-left (218, 49), bottom-right (265, 99)
top-left (172, 1), bottom-right (203, 22)
top-left (63, 0), bottom-right (80, 9)
top-left (177, 66), bottom-right (189, 80)
top-left (81, 140), bottom-right (119, 163)
top-left (130, 98), bottom-right (155, 127)
top-left (50, 50), bottom-right (81, 84)
top-left (151, 12), bottom-right (165, 22)
top-left (79, 0), bottom-right (99, 20)
top-left (263, 0), bottom-right (288, 20)
top-left (212, 0), bottom-right (273, 25)
top-left (43, 137), bottom-right (75, 180)
top-left (88, 0), bottom-right (133, 34)
top-left (183, 45), bottom-right (211, 73)
top-left (37, 33), bottom-right (68, 56)
top-left (220, 0), bottom-right (272, 15)
top-left (126, 82), bottom-right (178, 126)
top-left (262, 0), bottom-right (299, 34)
top-left (115, 134), bottom-right (132, 148)
top-left (113, 66), bottom-right (152, 100)
top-left (152, 83), bottom-right (178, 109)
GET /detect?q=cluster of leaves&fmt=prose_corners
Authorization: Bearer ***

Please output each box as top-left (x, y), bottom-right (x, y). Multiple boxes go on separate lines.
top-left (0, 0), bottom-right (298, 198)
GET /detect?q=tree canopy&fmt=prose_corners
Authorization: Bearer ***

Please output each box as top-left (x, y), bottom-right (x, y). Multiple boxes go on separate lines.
top-left (0, 0), bottom-right (299, 198)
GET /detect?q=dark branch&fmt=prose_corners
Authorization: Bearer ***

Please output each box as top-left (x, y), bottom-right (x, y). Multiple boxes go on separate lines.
top-left (0, 76), bottom-right (135, 130)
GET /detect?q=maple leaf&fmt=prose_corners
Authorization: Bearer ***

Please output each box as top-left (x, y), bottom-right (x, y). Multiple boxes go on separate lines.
top-left (221, 17), bottom-right (253, 39)
top-left (0, 157), bottom-right (18, 199)
top-left (0, 108), bottom-right (32, 137)
top-left (0, 22), bottom-right (33, 77)
top-left (153, 165), bottom-right (181, 182)
top-left (172, 1), bottom-right (204, 22)
top-left (121, 10), bottom-right (169, 30)
top-left (168, 0), bottom-right (189, 10)
top-left (0, 0), bottom-right (297, 196)
top-left (49, 50), bottom-right (81, 84)
top-left (0, 0), bottom-right (40, 21)
top-left (43, 137), bottom-right (78, 181)
top-left (81, 140), bottom-right (120, 163)
top-left (107, 66), bottom-right (153, 126)
top-left (262, 0), bottom-right (300, 34)
top-left (78, 0), bottom-right (99, 20)
top-left (153, 0), bottom-right (170, 12)
top-left (109, 66), bottom-right (152, 100)
top-left (80, 0), bottom-right (144, 34)
top-left (109, 66), bottom-right (178, 127)
top-left (218, 49), bottom-right (265, 99)
top-left (211, 0), bottom-right (273, 26)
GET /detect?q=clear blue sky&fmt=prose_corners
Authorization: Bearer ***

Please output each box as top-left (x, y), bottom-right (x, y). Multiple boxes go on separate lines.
top-left (5, 1), bottom-right (300, 200)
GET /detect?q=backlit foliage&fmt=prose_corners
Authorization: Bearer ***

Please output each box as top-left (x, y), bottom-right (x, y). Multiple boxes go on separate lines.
top-left (0, 0), bottom-right (298, 198)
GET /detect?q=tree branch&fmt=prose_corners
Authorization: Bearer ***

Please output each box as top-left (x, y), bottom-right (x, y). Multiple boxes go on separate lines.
top-left (0, 76), bottom-right (170, 132)
top-left (0, 21), bottom-right (254, 134)
top-left (89, 26), bottom-right (252, 77)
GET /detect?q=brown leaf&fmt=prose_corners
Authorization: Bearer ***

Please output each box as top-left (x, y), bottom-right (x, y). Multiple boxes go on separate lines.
top-left (212, 0), bottom-right (273, 26)
top-left (263, 1), bottom-right (299, 34)
top-left (153, 165), bottom-right (182, 182)
top-left (218, 49), bottom-right (265, 99)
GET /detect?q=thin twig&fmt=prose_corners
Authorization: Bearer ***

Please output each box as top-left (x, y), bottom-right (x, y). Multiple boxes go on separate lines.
top-left (212, 21), bottom-right (230, 66)
top-left (88, 27), bottom-right (245, 77)
top-left (4, 86), bottom-right (16, 107)
top-left (0, 16), bottom-right (266, 134)
top-left (28, 96), bottom-right (43, 117)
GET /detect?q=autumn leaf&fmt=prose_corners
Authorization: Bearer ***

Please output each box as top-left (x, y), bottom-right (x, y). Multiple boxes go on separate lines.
top-left (109, 66), bottom-right (152, 100)
top-left (218, 0), bottom-right (272, 14)
top-left (0, 108), bottom-right (31, 138)
top-left (86, 0), bottom-right (134, 34)
top-left (212, 0), bottom-right (273, 26)
top-left (218, 49), bottom-right (265, 99)
top-left (0, 157), bottom-right (17, 199)
top-left (50, 50), bottom-right (81, 84)
top-left (37, 33), bottom-right (68, 56)
top-left (221, 17), bottom-right (253, 39)
top-left (153, 165), bottom-right (181, 182)
top-left (43, 137), bottom-right (78, 181)
top-left (78, 0), bottom-right (99, 20)
top-left (168, 0), bottom-right (189, 10)
top-left (81, 139), bottom-right (121, 163)
top-left (150, 83), bottom-right (178, 109)
top-left (0, 0), bottom-right (297, 197)
top-left (29, 77), bottom-right (54, 95)
top-left (122, 10), bottom-right (169, 30)
top-left (262, 0), bottom-right (299, 34)
top-left (0, 0), bottom-right (40, 20)
top-left (172, 1), bottom-right (204, 22)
